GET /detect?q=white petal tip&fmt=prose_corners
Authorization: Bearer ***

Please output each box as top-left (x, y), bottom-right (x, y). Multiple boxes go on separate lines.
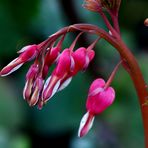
top-left (78, 112), bottom-right (95, 138)
top-left (58, 77), bottom-right (72, 91)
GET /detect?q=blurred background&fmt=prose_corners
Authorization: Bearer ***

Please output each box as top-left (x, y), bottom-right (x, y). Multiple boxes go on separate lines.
top-left (0, 0), bottom-right (148, 148)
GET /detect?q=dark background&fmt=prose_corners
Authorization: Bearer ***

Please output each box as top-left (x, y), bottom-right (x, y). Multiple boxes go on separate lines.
top-left (0, 0), bottom-right (148, 148)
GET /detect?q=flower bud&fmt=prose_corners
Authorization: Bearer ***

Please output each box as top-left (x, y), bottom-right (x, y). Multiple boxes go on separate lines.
top-left (29, 77), bottom-right (44, 106)
top-left (78, 78), bottom-right (115, 137)
top-left (42, 49), bottom-right (74, 102)
top-left (0, 44), bottom-right (38, 76)
top-left (86, 78), bottom-right (115, 114)
top-left (23, 63), bottom-right (39, 100)
top-left (83, 0), bottom-right (102, 12)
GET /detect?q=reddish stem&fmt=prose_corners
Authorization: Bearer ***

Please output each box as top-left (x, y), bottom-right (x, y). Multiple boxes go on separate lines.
top-left (110, 14), bottom-right (120, 34)
top-left (104, 60), bottom-right (123, 90)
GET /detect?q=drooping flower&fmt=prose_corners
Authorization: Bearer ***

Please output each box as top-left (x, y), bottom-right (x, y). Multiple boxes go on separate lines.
top-left (57, 38), bottom-right (98, 91)
top-left (78, 78), bottom-right (115, 137)
top-left (28, 76), bottom-right (44, 106)
top-left (42, 48), bottom-right (74, 103)
top-left (57, 46), bottom-right (95, 92)
top-left (40, 33), bottom-right (83, 106)
top-left (0, 44), bottom-right (38, 76)
top-left (42, 35), bottom-right (65, 79)
top-left (0, 29), bottom-right (100, 111)
top-left (73, 47), bottom-right (95, 72)
top-left (23, 63), bottom-right (39, 101)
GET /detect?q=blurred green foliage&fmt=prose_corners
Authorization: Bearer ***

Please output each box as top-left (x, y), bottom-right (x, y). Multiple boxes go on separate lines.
top-left (0, 0), bottom-right (148, 148)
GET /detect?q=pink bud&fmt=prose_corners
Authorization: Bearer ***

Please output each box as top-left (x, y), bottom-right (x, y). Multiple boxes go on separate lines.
top-left (23, 80), bottom-right (33, 101)
top-left (78, 78), bottom-right (115, 137)
top-left (0, 44), bottom-right (38, 76)
top-left (23, 64), bottom-right (39, 100)
top-left (73, 47), bottom-right (87, 71)
top-left (26, 64), bottom-right (39, 79)
top-left (42, 49), bottom-right (74, 102)
top-left (29, 77), bottom-right (44, 106)
top-left (42, 35), bottom-right (65, 78)
top-left (0, 58), bottom-right (23, 76)
top-left (87, 49), bottom-right (95, 61)
top-left (86, 78), bottom-right (115, 115)
top-left (18, 44), bottom-right (38, 62)
top-left (56, 47), bottom-right (95, 92)
top-left (73, 47), bottom-right (95, 72)
top-left (17, 44), bottom-right (37, 54)
top-left (42, 47), bottom-right (60, 78)
top-left (55, 49), bottom-right (72, 77)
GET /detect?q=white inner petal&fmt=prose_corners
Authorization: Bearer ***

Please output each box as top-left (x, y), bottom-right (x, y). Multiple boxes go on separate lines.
top-left (23, 81), bottom-right (29, 100)
top-left (49, 80), bottom-right (61, 99)
top-left (78, 112), bottom-right (95, 137)
top-left (43, 76), bottom-right (51, 91)
top-left (58, 77), bottom-right (72, 91)
top-left (78, 112), bottom-right (89, 137)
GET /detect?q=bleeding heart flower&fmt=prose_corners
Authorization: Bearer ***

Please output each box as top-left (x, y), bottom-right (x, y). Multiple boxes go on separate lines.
top-left (28, 76), bottom-right (44, 106)
top-left (23, 63), bottom-right (39, 101)
top-left (78, 78), bottom-right (115, 137)
top-left (0, 44), bottom-right (38, 76)
top-left (42, 48), bottom-right (74, 103)
top-left (42, 35), bottom-right (65, 79)
top-left (57, 47), bottom-right (95, 91)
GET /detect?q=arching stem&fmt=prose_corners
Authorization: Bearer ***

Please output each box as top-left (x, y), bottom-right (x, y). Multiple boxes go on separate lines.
top-left (46, 23), bottom-right (148, 147)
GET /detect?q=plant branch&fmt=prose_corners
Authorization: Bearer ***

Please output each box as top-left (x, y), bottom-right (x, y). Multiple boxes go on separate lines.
top-left (46, 23), bottom-right (148, 147)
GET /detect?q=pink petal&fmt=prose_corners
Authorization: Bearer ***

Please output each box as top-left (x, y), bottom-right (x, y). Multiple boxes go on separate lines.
top-left (89, 78), bottom-right (105, 93)
top-left (17, 45), bottom-right (36, 53)
top-left (23, 80), bottom-right (33, 100)
top-left (55, 49), bottom-right (71, 77)
top-left (87, 49), bottom-right (95, 61)
top-left (29, 77), bottom-right (44, 106)
top-left (82, 55), bottom-right (90, 70)
top-left (73, 47), bottom-right (86, 70)
top-left (86, 87), bottom-right (115, 114)
top-left (29, 87), bottom-right (40, 106)
top-left (0, 58), bottom-right (23, 76)
top-left (42, 76), bottom-right (60, 102)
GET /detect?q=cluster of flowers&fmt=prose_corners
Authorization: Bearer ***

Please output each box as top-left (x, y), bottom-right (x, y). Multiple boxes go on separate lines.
top-left (0, 32), bottom-right (115, 137)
